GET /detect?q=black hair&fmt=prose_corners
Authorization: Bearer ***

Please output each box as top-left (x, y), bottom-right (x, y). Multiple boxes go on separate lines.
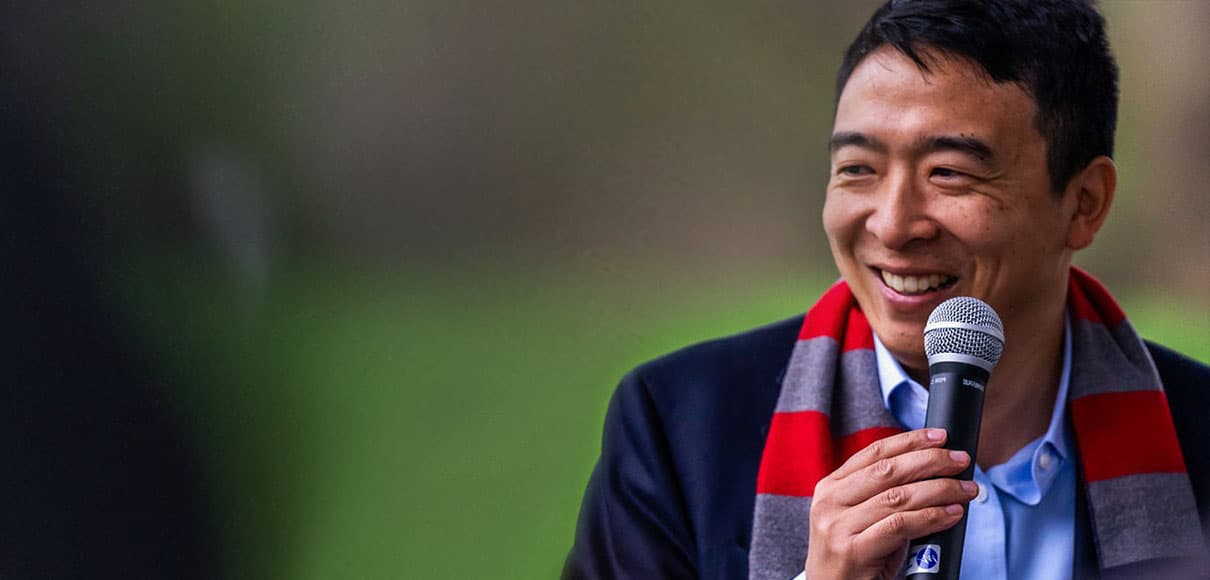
top-left (836, 0), bottom-right (1119, 193)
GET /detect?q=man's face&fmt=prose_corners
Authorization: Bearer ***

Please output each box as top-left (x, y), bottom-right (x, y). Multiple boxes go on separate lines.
top-left (823, 46), bottom-right (1079, 374)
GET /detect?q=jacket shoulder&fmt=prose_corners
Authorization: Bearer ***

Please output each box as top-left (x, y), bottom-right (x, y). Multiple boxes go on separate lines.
top-left (565, 315), bottom-right (804, 579)
top-left (1147, 341), bottom-right (1210, 528)
top-left (1148, 340), bottom-right (1210, 413)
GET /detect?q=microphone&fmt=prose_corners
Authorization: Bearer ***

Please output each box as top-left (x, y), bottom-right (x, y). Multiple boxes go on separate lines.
top-left (904, 297), bottom-right (1004, 580)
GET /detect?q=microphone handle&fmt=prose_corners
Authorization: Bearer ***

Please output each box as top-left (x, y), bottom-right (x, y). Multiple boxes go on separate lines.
top-left (905, 362), bottom-right (988, 580)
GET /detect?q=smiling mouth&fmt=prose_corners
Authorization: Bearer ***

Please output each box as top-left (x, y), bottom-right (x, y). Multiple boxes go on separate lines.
top-left (878, 269), bottom-right (958, 296)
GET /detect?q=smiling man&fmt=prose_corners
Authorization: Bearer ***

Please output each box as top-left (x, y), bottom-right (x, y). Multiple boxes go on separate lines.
top-left (565, 1), bottom-right (1210, 579)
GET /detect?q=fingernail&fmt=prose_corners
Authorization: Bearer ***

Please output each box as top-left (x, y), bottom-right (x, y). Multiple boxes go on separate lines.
top-left (949, 450), bottom-right (969, 463)
top-left (926, 428), bottom-right (945, 441)
top-left (960, 480), bottom-right (977, 493)
top-left (945, 504), bottom-right (963, 515)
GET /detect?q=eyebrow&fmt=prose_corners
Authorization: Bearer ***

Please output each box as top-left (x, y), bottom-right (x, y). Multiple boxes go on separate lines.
top-left (923, 135), bottom-right (994, 162)
top-left (829, 131), bottom-right (885, 154)
top-left (829, 131), bottom-right (996, 166)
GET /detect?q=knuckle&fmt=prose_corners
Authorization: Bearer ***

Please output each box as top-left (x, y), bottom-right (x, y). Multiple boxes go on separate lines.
top-left (929, 506), bottom-right (953, 522)
top-left (809, 500), bottom-right (827, 522)
top-left (866, 439), bottom-right (887, 458)
top-left (921, 481), bottom-right (949, 502)
top-left (813, 511), bottom-right (840, 539)
top-left (839, 537), bottom-right (860, 561)
top-left (883, 513), bottom-right (907, 535)
top-left (882, 486), bottom-right (907, 508)
top-left (923, 478), bottom-right (951, 496)
top-left (930, 450), bottom-right (960, 472)
top-left (873, 458), bottom-right (896, 480)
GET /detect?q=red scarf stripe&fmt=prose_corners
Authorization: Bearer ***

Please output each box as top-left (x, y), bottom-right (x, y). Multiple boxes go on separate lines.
top-left (1068, 266), bottom-right (1127, 327)
top-left (797, 281), bottom-right (854, 341)
top-left (756, 412), bottom-right (904, 497)
top-left (837, 426), bottom-right (905, 464)
top-left (842, 306), bottom-right (875, 352)
top-left (756, 411), bottom-right (833, 497)
top-left (1071, 390), bottom-right (1188, 482)
top-left (797, 281), bottom-right (874, 353)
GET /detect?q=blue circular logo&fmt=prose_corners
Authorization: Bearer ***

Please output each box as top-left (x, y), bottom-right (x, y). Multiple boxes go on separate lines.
top-left (916, 546), bottom-right (939, 569)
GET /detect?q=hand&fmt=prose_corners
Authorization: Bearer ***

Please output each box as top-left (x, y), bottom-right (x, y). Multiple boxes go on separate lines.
top-left (803, 428), bottom-right (978, 580)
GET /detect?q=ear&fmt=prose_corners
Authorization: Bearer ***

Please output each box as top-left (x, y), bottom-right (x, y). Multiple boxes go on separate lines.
top-left (1064, 156), bottom-right (1116, 250)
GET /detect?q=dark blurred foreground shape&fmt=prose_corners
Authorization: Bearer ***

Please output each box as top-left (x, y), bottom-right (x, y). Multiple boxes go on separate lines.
top-left (1, 86), bottom-right (216, 579)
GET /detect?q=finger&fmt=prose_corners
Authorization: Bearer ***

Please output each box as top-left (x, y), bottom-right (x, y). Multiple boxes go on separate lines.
top-left (832, 447), bottom-right (971, 505)
top-left (845, 478), bottom-right (978, 534)
top-left (851, 504), bottom-right (965, 559)
top-left (828, 428), bottom-right (947, 481)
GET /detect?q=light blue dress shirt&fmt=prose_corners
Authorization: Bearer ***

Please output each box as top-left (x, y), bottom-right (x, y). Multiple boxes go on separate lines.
top-left (793, 320), bottom-right (1075, 579)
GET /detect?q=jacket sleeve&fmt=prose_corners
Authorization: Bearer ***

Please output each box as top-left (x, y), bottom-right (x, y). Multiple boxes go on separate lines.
top-left (563, 369), bottom-right (697, 579)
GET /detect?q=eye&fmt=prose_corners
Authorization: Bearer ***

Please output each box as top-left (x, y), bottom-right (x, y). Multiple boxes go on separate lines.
top-left (838, 164), bottom-right (874, 177)
top-left (929, 166), bottom-right (975, 185)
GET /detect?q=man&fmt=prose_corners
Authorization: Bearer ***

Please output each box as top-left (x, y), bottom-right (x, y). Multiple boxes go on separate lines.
top-left (565, 1), bottom-right (1210, 579)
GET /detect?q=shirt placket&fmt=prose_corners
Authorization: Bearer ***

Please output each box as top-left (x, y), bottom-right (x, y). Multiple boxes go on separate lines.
top-left (961, 467), bottom-right (1008, 580)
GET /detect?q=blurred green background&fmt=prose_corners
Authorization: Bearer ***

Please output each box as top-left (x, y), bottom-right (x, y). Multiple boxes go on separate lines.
top-left (7, 0), bottom-right (1208, 578)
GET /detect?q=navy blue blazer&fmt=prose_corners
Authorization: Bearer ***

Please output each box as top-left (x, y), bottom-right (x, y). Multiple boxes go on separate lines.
top-left (564, 315), bottom-right (1210, 579)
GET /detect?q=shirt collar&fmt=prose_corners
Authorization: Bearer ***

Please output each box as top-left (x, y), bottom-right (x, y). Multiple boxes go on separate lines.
top-left (1042, 314), bottom-right (1073, 464)
top-left (873, 332), bottom-right (913, 412)
top-left (872, 313), bottom-right (1074, 504)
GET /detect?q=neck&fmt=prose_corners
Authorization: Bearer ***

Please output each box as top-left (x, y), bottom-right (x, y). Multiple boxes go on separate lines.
top-left (902, 301), bottom-right (1067, 469)
top-left (976, 303), bottom-right (1066, 469)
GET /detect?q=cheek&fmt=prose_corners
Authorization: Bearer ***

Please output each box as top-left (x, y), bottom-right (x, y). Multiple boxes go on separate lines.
top-left (943, 199), bottom-right (1066, 275)
top-left (992, 199), bottom-right (1069, 252)
top-left (822, 190), bottom-right (860, 244)
top-left (939, 200), bottom-right (1017, 251)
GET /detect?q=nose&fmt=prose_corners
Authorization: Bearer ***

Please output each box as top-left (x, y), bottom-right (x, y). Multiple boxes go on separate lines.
top-left (865, 169), bottom-right (939, 250)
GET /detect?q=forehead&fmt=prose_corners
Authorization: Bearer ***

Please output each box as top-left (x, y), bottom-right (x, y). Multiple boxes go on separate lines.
top-left (834, 46), bottom-right (1040, 149)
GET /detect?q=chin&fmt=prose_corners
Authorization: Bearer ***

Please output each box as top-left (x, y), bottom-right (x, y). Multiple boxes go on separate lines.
top-left (873, 320), bottom-right (927, 360)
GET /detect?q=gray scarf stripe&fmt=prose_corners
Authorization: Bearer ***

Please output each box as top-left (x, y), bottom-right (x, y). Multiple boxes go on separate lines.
top-left (750, 494), bottom-right (812, 580)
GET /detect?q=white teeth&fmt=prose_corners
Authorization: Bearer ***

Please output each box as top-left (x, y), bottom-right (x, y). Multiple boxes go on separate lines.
top-left (880, 270), bottom-right (954, 295)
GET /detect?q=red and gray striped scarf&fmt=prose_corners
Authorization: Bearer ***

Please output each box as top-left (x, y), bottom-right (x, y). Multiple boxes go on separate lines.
top-left (749, 267), bottom-right (1203, 579)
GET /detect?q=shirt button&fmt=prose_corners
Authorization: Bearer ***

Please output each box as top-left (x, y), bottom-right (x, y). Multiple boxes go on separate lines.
top-left (973, 482), bottom-right (988, 503)
top-left (1039, 450), bottom-right (1055, 470)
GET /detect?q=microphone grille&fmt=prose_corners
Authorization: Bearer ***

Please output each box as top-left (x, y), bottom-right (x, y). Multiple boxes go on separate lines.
top-left (923, 297), bottom-right (1005, 369)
